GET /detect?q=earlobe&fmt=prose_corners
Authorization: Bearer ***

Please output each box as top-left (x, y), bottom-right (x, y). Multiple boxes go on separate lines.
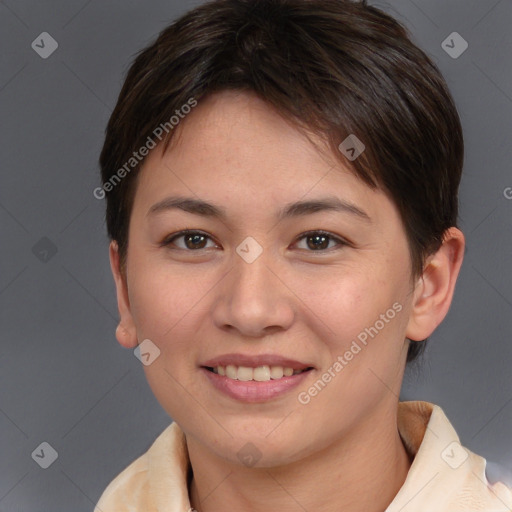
top-left (405, 227), bottom-right (465, 341)
top-left (109, 241), bottom-right (138, 349)
top-left (115, 323), bottom-right (137, 349)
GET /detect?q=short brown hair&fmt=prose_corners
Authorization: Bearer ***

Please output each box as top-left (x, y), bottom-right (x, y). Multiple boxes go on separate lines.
top-left (99, 0), bottom-right (464, 364)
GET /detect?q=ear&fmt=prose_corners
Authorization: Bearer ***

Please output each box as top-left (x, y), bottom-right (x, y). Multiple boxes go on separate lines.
top-left (109, 240), bottom-right (138, 348)
top-left (405, 227), bottom-right (465, 341)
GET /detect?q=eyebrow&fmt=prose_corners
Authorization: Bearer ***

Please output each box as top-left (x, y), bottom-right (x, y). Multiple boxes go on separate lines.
top-left (147, 195), bottom-right (371, 223)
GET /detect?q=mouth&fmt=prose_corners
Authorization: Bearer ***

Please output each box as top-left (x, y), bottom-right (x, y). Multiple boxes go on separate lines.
top-left (201, 364), bottom-right (314, 403)
top-left (203, 364), bottom-right (314, 382)
top-left (200, 354), bottom-right (315, 402)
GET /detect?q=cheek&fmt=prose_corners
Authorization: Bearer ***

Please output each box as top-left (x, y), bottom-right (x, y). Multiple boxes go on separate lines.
top-left (300, 266), bottom-right (395, 347)
top-left (127, 259), bottom-right (210, 343)
top-left (304, 268), bottom-right (410, 406)
top-left (127, 264), bottom-right (211, 418)
top-left (295, 274), bottom-right (408, 422)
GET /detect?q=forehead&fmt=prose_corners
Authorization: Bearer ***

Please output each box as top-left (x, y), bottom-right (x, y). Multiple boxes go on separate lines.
top-left (132, 90), bottom-right (395, 229)
top-left (164, 90), bottom-right (337, 171)
top-left (141, 92), bottom-right (357, 187)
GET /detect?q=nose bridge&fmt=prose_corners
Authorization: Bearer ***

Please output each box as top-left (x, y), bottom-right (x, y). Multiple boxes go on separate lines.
top-left (232, 243), bottom-right (278, 313)
top-left (212, 240), bottom-right (294, 336)
top-left (234, 245), bottom-right (273, 298)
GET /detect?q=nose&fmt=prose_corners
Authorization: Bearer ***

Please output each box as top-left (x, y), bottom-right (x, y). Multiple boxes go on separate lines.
top-left (211, 247), bottom-right (295, 338)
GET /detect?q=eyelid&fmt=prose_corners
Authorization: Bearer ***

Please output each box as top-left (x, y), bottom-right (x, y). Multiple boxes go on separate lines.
top-left (293, 230), bottom-right (350, 251)
top-left (159, 229), bottom-right (219, 249)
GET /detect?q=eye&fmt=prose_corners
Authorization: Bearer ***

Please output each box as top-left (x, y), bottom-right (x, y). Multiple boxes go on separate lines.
top-left (160, 229), bottom-right (349, 252)
top-left (293, 230), bottom-right (348, 252)
top-left (160, 230), bottom-right (218, 251)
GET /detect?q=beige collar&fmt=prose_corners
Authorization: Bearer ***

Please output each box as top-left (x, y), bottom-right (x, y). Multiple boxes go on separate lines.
top-left (95, 401), bottom-right (512, 511)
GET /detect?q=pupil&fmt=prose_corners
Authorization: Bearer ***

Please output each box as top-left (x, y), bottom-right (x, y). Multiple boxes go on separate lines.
top-left (186, 233), bottom-right (206, 249)
top-left (308, 234), bottom-right (328, 250)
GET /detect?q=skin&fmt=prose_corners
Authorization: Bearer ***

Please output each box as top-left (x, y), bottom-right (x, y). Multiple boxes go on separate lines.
top-left (110, 90), bottom-right (465, 512)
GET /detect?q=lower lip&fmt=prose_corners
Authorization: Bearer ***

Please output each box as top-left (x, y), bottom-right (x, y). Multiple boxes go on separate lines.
top-left (201, 367), bottom-right (313, 403)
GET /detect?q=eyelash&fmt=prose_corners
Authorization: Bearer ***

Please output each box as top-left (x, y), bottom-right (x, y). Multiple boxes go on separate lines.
top-left (160, 229), bottom-right (349, 253)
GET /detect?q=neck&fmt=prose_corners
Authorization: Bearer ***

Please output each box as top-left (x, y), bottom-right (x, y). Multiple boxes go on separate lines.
top-left (187, 404), bottom-right (412, 512)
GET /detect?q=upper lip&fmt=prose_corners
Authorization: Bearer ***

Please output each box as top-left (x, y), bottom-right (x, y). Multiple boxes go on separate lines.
top-left (201, 353), bottom-right (314, 370)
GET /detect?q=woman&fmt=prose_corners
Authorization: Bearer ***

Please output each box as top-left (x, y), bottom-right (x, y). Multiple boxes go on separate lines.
top-left (94, 0), bottom-right (512, 510)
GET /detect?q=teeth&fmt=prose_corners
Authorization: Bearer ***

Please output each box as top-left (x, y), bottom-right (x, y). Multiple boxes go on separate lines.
top-left (253, 366), bottom-right (271, 381)
top-left (270, 366), bottom-right (284, 379)
top-left (226, 364), bottom-right (237, 379)
top-left (237, 366), bottom-right (253, 381)
top-left (211, 364), bottom-right (307, 381)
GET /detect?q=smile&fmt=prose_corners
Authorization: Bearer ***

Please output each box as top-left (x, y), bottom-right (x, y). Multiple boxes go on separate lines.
top-left (201, 366), bottom-right (314, 403)
top-left (205, 364), bottom-right (312, 382)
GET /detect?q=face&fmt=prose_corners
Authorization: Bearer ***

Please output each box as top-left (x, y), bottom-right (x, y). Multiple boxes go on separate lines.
top-left (114, 90), bottom-right (421, 467)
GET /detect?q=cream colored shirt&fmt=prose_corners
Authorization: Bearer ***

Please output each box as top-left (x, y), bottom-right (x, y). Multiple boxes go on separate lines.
top-left (94, 401), bottom-right (512, 511)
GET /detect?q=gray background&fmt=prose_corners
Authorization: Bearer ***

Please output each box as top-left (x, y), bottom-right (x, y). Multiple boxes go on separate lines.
top-left (1, 0), bottom-right (511, 510)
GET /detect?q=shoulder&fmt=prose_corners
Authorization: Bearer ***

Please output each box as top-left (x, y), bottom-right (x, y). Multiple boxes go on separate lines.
top-left (393, 401), bottom-right (512, 511)
top-left (94, 445), bottom-right (152, 511)
top-left (486, 461), bottom-right (512, 489)
top-left (430, 402), bottom-right (512, 509)
top-left (94, 423), bottom-right (182, 512)
top-left (455, 451), bottom-right (512, 511)
top-left (484, 461), bottom-right (512, 508)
